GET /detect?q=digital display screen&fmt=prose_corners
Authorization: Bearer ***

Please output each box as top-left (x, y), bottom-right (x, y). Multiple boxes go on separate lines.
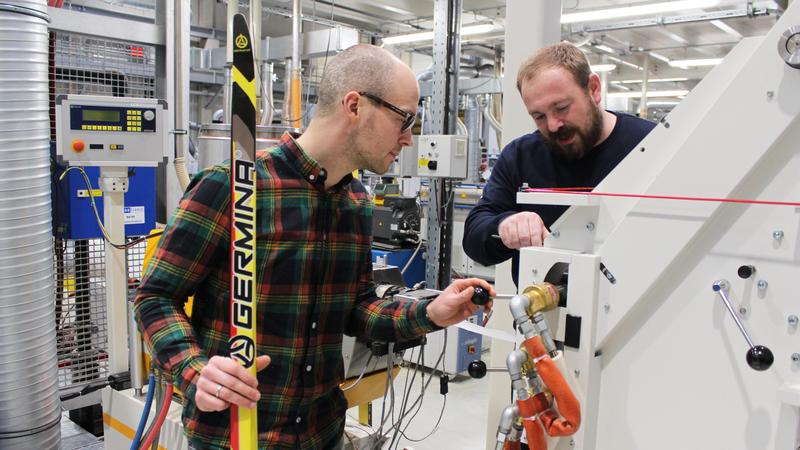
top-left (82, 109), bottom-right (119, 122)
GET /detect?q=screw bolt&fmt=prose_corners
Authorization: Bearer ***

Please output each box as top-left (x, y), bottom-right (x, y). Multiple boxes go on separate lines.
top-left (773, 230), bottom-right (784, 240)
top-left (767, 90), bottom-right (774, 99)
top-left (792, 353), bottom-right (800, 364)
top-left (757, 280), bottom-right (768, 290)
top-left (604, 304), bottom-right (611, 313)
top-left (739, 306), bottom-right (748, 315)
top-left (551, 230), bottom-right (560, 238)
top-left (789, 315), bottom-right (799, 327)
top-left (569, 438), bottom-right (576, 447)
top-left (586, 222), bottom-right (596, 231)
top-left (574, 369), bottom-right (580, 378)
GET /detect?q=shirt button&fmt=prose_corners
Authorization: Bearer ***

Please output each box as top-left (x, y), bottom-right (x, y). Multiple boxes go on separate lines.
top-left (306, 365), bottom-right (312, 372)
top-left (296, 417), bottom-right (302, 424)
top-left (311, 322), bottom-right (317, 330)
top-left (309, 174), bottom-right (316, 181)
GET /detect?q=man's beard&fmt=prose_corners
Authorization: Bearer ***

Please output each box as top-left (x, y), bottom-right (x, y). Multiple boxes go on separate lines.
top-left (543, 106), bottom-right (603, 162)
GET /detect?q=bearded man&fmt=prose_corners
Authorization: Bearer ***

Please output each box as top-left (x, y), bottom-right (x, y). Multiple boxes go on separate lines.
top-left (463, 42), bottom-right (655, 286)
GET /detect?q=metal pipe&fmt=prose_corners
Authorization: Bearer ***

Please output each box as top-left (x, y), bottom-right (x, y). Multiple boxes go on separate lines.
top-left (290, 0), bottom-right (302, 129)
top-left (260, 62), bottom-right (274, 126)
top-left (464, 95), bottom-right (482, 183)
top-left (0, 1), bottom-right (61, 447)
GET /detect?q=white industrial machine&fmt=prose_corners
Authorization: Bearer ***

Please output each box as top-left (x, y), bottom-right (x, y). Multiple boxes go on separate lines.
top-left (485, 5), bottom-right (800, 450)
top-left (55, 95), bottom-right (173, 449)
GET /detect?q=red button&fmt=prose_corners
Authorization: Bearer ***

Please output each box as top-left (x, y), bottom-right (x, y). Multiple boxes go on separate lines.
top-left (71, 139), bottom-right (85, 152)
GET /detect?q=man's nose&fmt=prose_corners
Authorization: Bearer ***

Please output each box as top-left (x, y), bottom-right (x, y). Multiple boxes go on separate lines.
top-left (547, 117), bottom-right (563, 133)
top-left (399, 127), bottom-right (413, 146)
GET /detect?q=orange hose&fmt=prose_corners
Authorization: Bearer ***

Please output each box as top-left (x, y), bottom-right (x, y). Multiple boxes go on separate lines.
top-left (522, 418), bottom-right (547, 450)
top-left (504, 441), bottom-right (522, 450)
top-left (290, 75), bottom-right (302, 129)
top-left (523, 336), bottom-right (581, 436)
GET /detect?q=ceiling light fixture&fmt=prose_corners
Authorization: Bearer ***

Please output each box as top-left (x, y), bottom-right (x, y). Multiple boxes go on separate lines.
top-left (608, 89), bottom-right (689, 99)
top-left (710, 19), bottom-right (743, 39)
top-left (561, 0), bottom-right (722, 24)
top-left (382, 23), bottom-right (499, 45)
top-left (618, 77), bottom-right (689, 83)
top-left (669, 58), bottom-right (723, 68)
top-left (607, 55), bottom-right (644, 71)
top-left (591, 64), bottom-right (617, 72)
top-left (649, 51), bottom-right (671, 63)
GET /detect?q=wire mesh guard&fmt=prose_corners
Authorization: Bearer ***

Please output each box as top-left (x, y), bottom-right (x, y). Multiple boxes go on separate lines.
top-left (54, 239), bottom-right (148, 395)
top-left (50, 30), bottom-right (156, 396)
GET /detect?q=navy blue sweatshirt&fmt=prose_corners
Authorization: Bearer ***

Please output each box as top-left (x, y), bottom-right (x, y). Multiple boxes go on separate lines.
top-left (463, 112), bottom-right (656, 286)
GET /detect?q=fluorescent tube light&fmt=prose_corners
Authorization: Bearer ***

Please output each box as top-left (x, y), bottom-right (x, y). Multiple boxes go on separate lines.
top-left (710, 19), bottom-right (742, 39)
top-left (618, 77), bottom-right (689, 83)
top-left (608, 90), bottom-right (689, 98)
top-left (591, 64), bottom-right (617, 72)
top-left (561, 0), bottom-right (722, 24)
top-left (382, 23), bottom-right (499, 45)
top-left (669, 58), bottom-right (723, 68)
top-left (649, 51), bottom-right (671, 63)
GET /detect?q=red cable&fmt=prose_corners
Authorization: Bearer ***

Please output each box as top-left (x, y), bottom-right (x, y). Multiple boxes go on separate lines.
top-left (138, 383), bottom-right (174, 450)
top-left (524, 188), bottom-right (800, 207)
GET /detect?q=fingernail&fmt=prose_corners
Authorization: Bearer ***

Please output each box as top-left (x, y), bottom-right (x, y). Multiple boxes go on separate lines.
top-left (250, 402), bottom-right (257, 409)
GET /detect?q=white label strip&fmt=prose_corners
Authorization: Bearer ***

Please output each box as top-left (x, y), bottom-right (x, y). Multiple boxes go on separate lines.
top-left (455, 320), bottom-right (518, 343)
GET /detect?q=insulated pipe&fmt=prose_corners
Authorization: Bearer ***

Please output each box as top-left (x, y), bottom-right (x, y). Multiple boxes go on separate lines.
top-left (0, 1), bottom-right (61, 447)
top-left (290, 0), bottom-right (302, 129)
top-left (464, 95), bottom-right (482, 183)
top-left (260, 62), bottom-right (274, 126)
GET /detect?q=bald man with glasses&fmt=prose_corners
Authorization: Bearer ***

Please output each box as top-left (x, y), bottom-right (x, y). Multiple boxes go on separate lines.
top-left (135, 44), bottom-right (494, 450)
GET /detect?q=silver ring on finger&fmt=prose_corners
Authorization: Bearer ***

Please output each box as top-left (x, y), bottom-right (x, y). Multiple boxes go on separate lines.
top-left (215, 384), bottom-right (224, 399)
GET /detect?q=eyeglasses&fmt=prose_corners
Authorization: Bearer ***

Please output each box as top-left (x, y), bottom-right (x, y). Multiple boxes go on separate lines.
top-left (358, 92), bottom-right (416, 132)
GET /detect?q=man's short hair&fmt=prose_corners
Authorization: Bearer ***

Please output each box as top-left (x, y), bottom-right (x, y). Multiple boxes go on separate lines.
top-left (315, 44), bottom-right (400, 117)
top-left (516, 42), bottom-right (591, 93)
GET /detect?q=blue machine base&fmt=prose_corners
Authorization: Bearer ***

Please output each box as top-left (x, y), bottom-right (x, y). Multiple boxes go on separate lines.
top-left (371, 247), bottom-right (425, 287)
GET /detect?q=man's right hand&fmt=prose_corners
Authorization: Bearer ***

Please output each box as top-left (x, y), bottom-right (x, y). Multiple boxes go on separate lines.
top-left (195, 355), bottom-right (271, 412)
top-left (498, 211), bottom-right (549, 249)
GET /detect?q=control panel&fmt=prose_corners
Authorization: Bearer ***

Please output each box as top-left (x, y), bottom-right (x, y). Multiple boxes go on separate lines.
top-left (416, 134), bottom-right (468, 178)
top-left (56, 95), bottom-right (168, 167)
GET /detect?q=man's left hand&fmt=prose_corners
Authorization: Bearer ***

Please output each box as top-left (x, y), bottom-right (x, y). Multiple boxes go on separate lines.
top-left (426, 278), bottom-right (495, 328)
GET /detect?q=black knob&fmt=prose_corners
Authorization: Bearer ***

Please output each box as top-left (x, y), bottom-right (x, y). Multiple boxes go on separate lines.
top-left (468, 360), bottom-right (487, 379)
top-left (746, 345), bottom-right (774, 371)
top-left (737, 265), bottom-right (755, 279)
top-left (427, 160), bottom-right (438, 170)
top-left (471, 286), bottom-right (490, 306)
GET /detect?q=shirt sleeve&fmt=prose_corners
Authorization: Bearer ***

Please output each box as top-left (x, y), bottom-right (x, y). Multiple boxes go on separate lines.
top-left (463, 141), bottom-right (520, 267)
top-left (134, 167), bottom-right (231, 400)
top-left (345, 237), bottom-right (441, 342)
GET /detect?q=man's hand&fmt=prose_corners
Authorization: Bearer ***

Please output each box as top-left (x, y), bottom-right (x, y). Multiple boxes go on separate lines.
top-left (195, 355), bottom-right (271, 412)
top-left (498, 211), bottom-right (549, 249)
top-left (426, 278), bottom-right (496, 328)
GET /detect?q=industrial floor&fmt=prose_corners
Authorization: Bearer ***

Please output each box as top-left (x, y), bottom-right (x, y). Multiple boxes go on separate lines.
top-left (346, 359), bottom-right (492, 450)
top-left (59, 361), bottom-right (492, 450)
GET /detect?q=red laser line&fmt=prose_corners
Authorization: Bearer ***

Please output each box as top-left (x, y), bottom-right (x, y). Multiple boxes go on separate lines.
top-left (524, 188), bottom-right (800, 207)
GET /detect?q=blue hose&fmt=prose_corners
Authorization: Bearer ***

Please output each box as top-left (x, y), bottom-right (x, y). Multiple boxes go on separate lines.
top-left (130, 373), bottom-right (156, 450)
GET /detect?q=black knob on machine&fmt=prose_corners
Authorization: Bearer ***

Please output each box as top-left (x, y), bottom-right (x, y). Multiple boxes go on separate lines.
top-left (468, 360), bottom-right (487, 379)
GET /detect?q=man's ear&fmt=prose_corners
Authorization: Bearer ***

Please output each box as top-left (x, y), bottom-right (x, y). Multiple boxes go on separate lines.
top-left (342, 91), bottom-right (361, 118)
top-left (587, 73), bottom-right (602, 105)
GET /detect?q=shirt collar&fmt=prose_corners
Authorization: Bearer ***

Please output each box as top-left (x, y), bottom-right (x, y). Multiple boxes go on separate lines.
top-left (281, 132), bottom-right (354, 191)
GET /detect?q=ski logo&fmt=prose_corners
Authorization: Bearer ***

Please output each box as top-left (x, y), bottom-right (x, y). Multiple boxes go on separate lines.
top-left (230, 335), bottom-right (255, 368)
top-left (235, 33), bottom-right (249, 49)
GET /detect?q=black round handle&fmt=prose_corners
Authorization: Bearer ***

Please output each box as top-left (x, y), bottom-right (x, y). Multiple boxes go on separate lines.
top-left (471, 286), bottom-right (490, 306)
top-left (737, 265), bottom-right (756, 279)
top-left (746, 345), bottom-right (774, 371)
top-left (468, 360), bottom-right (487, 379)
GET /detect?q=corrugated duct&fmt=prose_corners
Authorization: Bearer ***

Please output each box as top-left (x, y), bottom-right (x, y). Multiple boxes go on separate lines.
top-left (0, 1), bottom-right (62, 448)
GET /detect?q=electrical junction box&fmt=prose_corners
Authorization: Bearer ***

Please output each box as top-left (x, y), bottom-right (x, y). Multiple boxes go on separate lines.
top-left (416, 134), bottom-right (468, 178)
top-left (51, 143), bottom-right (156, 239)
